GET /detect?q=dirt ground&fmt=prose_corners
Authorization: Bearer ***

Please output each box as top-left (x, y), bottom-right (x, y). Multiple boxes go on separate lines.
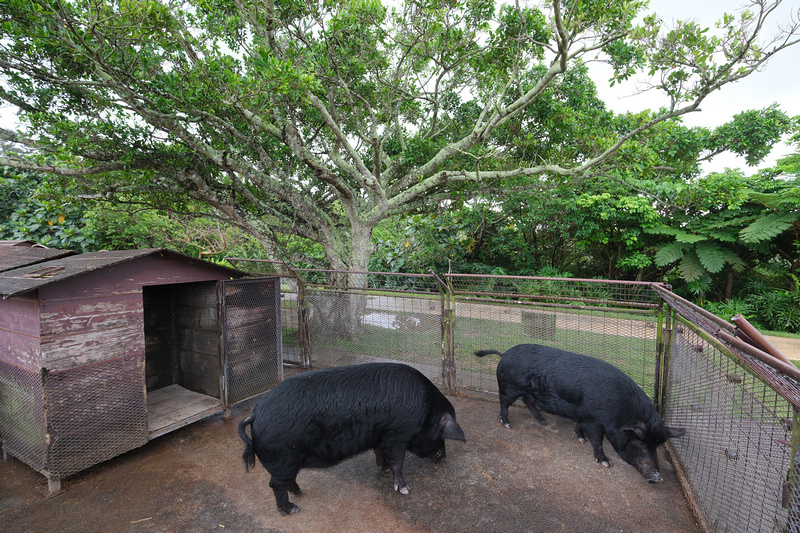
top-left (1, 381), bottom-right (700, 533)
top-left (765, 335), bottom-right (800, 361)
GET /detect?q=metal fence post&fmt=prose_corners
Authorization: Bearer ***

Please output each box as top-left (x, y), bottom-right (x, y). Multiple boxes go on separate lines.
top-left (292, 268), bottom-right (311, 369)
top-left (432, 271), bottom-right (454, 393)
top-left (655, 296), bottom-right (674, 414)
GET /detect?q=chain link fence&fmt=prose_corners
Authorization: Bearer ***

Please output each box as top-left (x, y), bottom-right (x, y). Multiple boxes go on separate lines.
top-left (0, 360), bottom-right (46, 472)
top-left (44, 356), bottom-right (149, 478)
top-left (294, 269), bottom-right (447, 387)
top-left (227, 259), bottom-right (309, 367)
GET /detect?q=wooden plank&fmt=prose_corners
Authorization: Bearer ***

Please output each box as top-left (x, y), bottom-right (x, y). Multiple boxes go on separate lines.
top-left (38, 296), bottom-right (143, 336)
top-left (174, 306), bottom-right (218, 331)
top-left (38, 257), bottom-right (230, 302)
top-left (0, 330), bottom-right (41, 370)
top-left (173, 286), bottom-right (217, 308)
top-left (146, 384), bottom-right (222, 438)
top-left (0, 295), bottom-right (42, 370)
top-left (41, 327), bottom-right (145, 371)
top-left (0, 295), bottom-right (40, 335)
top-left (176, 329), bottom-right (219, 356)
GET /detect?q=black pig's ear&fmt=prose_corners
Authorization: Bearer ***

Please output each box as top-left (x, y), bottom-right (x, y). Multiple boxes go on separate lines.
top-left (622, 421), bottom-right (648, 441)
top-left (440, 413), bottom-right (466, 442)
top-left (665, 426), bottom-right (686, 439)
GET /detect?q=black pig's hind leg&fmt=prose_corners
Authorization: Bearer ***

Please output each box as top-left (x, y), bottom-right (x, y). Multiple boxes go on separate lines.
top-left (269, 475), bottom-right (301, 515)
top-left (498, 387), bottom-right (521, 429)
top-left (522, 394), bottom-right (547, 425)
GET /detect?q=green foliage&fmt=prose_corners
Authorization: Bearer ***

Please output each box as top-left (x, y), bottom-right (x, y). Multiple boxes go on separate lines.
top-left (370, 211), bottom-right (475, 273)
top-left (651, 168), bottom-right (796, 285)
top-left (0, 167), bottom-right (98, 252)
top-left (1, 0), bottom-right (795, 279)
top-left (86, 206), bottom-right (180, 250)
top-left (702, 297), bottom-right (755, 322)
top-left (87, 202), bottom-right (268, 261)
top-left (753, 289), bottom-right (800, 333)
top-left (709, 106), bottom-right (793, 166)
top-left (739, 212), bottom-right (799, 244)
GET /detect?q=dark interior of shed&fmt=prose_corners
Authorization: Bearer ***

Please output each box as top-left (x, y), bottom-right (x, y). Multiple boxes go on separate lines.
top-left (142, 282), bottom-right (224, 439)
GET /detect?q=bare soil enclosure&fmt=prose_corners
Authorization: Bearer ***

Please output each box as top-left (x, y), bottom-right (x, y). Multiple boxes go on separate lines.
top-left (1, 387), bottom-right (699, 533)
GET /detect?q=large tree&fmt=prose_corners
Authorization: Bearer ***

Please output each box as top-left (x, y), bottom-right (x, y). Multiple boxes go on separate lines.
top-left (0, 0), bottom-right (798, 277)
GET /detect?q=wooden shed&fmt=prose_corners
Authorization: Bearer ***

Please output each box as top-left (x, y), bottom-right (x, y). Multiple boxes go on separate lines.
top-left (0, 246), bottom-right (282, 493)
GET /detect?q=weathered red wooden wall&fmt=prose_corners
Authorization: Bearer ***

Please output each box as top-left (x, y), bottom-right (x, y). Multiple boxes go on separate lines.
top-left (0, 294), bottom-right (41, 370)
top-left (36, 255), bottom-right (233, 372)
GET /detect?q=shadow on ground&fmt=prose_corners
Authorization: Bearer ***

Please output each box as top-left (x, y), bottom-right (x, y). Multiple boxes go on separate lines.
top-left (1, 389), bottom-right (699, 533)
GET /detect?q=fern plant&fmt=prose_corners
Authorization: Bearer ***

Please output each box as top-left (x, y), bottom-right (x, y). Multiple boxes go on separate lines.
top-left (750, 290), bottom-right (800, 333)
top-left (651, 169), bottom-right (799, 285)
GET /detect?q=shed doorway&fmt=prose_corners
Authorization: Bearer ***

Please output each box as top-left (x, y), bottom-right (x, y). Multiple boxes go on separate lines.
top-left (142, 277), bottom-right (283, 440)
top-left (143, 281), bottom-right (223, 439)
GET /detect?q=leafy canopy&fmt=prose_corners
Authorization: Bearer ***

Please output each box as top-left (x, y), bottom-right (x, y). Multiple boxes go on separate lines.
top-left (1, 0), bottom-right (798, 273)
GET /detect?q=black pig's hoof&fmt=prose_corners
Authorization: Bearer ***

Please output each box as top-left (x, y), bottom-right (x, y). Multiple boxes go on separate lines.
top-left (577, 437), bottom-right (586, 443)
top-left (647, 472), bottom-right (663, 483)
top-left (502, 420), bottom-right (512, 429)
top-left (279, 503), bottom-right (300, 516)
top-left (394, 481), bottom-right (410, 495)
top-left (596, 458), bottom-right (611, 468)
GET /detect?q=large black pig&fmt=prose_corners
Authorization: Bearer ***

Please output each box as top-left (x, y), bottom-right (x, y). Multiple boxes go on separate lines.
top-left (475, 343), bottom-right (684, 483)
top-left (237, 362), bottom-right (466, 515)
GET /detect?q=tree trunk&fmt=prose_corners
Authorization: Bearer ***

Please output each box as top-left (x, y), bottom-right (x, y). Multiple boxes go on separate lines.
top-left (317, 221), bottom-right (375, 341)
top-left (725, 269), bottom-right (735, 302)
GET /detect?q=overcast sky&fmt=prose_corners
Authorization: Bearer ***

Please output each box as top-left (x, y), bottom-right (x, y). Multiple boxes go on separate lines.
top-left (591, 0), bottom-right (800, 174)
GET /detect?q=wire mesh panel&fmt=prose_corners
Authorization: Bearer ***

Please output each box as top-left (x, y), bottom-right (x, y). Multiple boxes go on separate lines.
top-left (226, 259), bottom-right (307, 367)
top-left (446, 274), bottom-right (663, 395)
top-left (44, 356), bottom-right (148, 478)
top-left (299, 270), bottom-right (446, 386)
top-left (0, 360), bottom-right (46, 472)
top-left (664, 320), bottom-right (794, 533)
top-left (278, 278), bottom-right (304, 366)
top-left (222, 278), bottom-right (282, 404)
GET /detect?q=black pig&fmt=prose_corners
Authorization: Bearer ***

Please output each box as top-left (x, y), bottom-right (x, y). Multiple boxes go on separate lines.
top-left (475, 344), bottom-right (684, 483)
top-left (238, 362), bottom-right (466, 515)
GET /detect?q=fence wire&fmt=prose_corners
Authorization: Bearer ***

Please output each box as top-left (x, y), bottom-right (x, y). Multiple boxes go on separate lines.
top-left (0, 360), bottom-right (46, 472)
top-left (665, 321), bottom-right (794, 532)
top-left (222, 278), bottom-right (283, 404)
top-left (228, 263), bottom-right (800, 532)
top-left (297, 270), bottom-right (446, 386)
top-left (658, 291), bottom-right (800, 533)
top-left (446, 274), bottom-right (663, 396)
top-left (44, 357), bottom-right (149, 478)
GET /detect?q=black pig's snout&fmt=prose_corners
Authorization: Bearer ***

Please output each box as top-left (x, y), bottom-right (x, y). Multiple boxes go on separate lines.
top-left (647, 471), bottom-right (663, 483)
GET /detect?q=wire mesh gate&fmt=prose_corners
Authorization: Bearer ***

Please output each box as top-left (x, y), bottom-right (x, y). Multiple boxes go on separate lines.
top-left (221, 278), bottom-right (283, 404)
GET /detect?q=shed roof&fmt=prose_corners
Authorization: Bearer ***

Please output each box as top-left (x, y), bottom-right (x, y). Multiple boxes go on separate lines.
top-left (0, 242), bottom-right (76, 273)
top-left (0, 248), bottom-right (249, 299)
